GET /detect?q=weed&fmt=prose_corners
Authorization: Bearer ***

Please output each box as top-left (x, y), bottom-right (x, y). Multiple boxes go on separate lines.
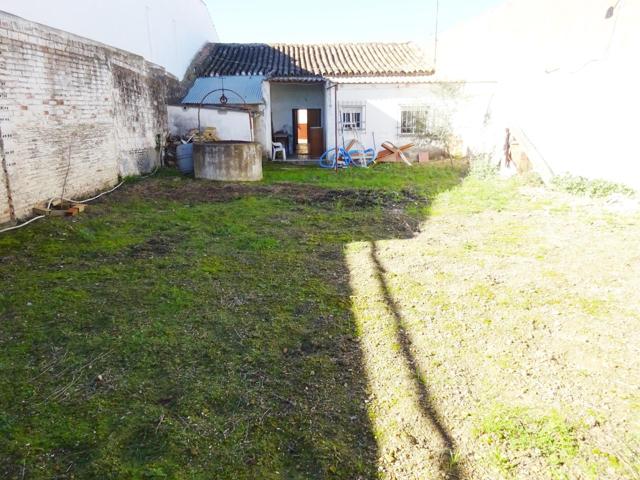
top-left (550, 173), bottom-right (635, 198)
top-left (468, 154), bottom-right (499, 180)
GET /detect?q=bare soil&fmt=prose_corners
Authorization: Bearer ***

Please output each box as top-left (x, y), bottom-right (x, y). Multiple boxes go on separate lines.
top-left (117, 178), bottom-right (426, 209)
top-left (347, 184), bottom-right (640, 479)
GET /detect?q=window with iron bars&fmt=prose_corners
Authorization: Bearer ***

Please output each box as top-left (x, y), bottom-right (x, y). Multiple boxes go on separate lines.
top-left (400, 107), bottom-right (429, 135)
top-left (340, 105), bottom-right (365, 131)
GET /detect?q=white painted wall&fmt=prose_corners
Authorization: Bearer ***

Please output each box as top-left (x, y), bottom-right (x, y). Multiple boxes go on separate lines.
top-left (325, 82), bottom-right (499, 156)
top-left (0, 0), bottom-right (218, 78)
top-left (168, 106), bottom-right (253, 141)
top-left (262, 81), bottom-right (273, 158)
top-left (435, 0), bottom-right (640, 188)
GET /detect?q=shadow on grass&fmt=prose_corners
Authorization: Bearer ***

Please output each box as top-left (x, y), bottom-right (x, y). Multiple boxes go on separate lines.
top-left (0, 164), bottom-right (465, 479)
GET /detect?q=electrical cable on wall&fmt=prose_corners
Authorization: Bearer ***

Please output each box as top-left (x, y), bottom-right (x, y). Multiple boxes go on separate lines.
top-left (549, 0), bottom-right (625, 75)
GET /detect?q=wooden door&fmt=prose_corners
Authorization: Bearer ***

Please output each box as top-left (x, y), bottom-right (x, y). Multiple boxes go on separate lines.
top-left (292, 109), bottom-right (298, 151)
top-left (307, 109), bottom-right (323, 157)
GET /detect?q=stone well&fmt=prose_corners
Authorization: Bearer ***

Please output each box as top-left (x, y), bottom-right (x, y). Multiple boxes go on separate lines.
top-left (193, 141), bottom-right (262, 181)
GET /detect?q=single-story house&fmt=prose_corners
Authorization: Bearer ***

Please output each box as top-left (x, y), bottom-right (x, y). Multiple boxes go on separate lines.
top-left (172, 42), bottom-right (497, 160)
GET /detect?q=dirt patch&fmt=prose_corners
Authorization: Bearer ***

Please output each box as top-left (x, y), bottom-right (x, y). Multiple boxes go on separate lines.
top-left (125, 235), bottom-right (178, 259)
top-left (347, 186), bottom-right (640, 479)
top-left (111, 179), bottom-right (426, 209)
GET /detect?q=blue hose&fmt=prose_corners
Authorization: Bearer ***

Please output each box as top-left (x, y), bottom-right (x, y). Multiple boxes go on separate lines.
top-left (319, 147), bottom-right (352, 168)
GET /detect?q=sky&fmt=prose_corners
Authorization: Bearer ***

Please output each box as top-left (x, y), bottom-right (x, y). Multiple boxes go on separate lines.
top-left (205, 0), bottom-right (505, 45)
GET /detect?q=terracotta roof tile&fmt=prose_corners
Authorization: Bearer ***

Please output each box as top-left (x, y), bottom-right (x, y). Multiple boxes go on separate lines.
top-left (197, 43), bottom-right (433, 78)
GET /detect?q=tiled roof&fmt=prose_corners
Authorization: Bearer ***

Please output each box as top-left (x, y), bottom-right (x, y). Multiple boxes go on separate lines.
top-left (196, 43), bottom-right (434, 78)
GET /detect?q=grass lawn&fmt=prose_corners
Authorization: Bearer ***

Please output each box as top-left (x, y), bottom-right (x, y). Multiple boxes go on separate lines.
top-left (1, 162), bottom-right (638, 479)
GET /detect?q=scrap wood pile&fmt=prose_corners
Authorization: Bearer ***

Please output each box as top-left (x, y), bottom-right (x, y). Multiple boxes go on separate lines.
top-left (189, 127), bottom-right (220, 143)
top-left (375, 142), bottom-right (414, 166)
top-left (164, 127), bottom-right (221, 167)
top-left (33, 199), bottom-right (87, 217)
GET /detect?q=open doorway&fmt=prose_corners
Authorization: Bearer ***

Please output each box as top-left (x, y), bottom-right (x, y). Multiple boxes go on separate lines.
top-left (293, 108), bottom-right (323, 158)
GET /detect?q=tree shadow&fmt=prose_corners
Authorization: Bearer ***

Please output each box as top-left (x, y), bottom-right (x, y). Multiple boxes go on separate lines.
top-left (368, 240), bottom-right (464, 479)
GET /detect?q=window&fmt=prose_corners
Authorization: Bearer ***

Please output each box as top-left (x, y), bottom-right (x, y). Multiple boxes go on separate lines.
top-left (340, 105), bottom-right (365, 130)
top-left (400, 107), bottom-right (429, 135)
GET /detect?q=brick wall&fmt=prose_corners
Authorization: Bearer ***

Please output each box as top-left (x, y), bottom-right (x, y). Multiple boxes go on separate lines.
top-left (0, 11), bottom-right (177, 223)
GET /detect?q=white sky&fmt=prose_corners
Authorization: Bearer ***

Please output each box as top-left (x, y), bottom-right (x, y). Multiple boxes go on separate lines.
top-left (205, 0), bottom-right (504, 44)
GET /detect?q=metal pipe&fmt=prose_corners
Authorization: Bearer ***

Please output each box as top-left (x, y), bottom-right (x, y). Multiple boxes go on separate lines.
top-left (334, 84), bottom-right (339, 172)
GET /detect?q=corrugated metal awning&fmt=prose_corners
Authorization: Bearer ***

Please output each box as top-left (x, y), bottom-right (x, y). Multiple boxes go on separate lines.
top-left (182, 76), bottom-right (265, 105)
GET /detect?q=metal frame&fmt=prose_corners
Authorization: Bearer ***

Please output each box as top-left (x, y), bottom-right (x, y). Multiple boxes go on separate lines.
top-left (196, 88), bottom-right (247, 133)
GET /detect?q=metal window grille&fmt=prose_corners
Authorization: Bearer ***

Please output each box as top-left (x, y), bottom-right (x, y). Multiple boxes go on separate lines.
top-left (339, 104), bottom-right (365, 131)
top-left (400, 107), bottom-right (429, 135)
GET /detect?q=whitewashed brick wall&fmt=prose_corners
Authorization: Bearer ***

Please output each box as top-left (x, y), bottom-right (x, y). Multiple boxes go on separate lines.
top-left (0, 11), bottom-right (175, 223)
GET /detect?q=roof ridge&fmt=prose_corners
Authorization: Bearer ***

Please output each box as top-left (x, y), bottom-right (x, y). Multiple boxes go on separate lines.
top-left (198, 42), bottom-right (433, 78)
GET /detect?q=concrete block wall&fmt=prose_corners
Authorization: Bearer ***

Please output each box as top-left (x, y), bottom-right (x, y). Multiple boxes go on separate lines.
top-left (0, 11), bottom-right (176, 223)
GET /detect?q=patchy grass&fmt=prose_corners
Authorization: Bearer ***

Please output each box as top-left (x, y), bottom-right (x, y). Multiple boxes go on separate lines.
top-left (0, 163), bottom-right (462, 479)
top-left (262, 161), bottom-right (465, 196)
top-left (345, 172), bottom-right (640, 479)
top-left (1, 162), bottom-right (639, 479)
top-left (474, 404), bottom-right (579, 475)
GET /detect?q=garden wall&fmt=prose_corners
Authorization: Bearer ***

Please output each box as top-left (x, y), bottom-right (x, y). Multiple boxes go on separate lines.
top-left (0, 11), bottom-right (177, 223)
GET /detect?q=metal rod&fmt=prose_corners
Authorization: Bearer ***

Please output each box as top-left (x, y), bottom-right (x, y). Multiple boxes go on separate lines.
top-left (334, 84), bottom-right (339, 173)
top-left (60, 145), bottom-right (72, 206)
top-left (0, 126), bottom-right (16, 221)
top-left (197, 88), bottom-right (246, 133)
